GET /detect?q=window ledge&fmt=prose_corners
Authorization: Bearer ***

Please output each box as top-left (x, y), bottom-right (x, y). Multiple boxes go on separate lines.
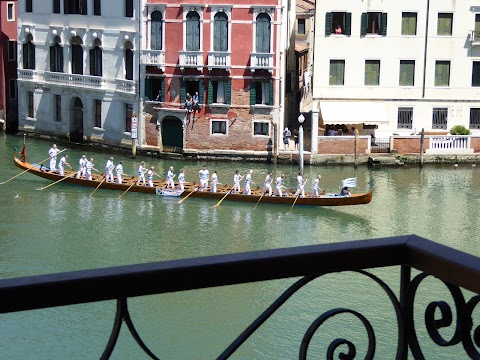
top-left (211, 133), bottom-right (228, 136)
top-left (93, 127), bottom-right (105, 132)
top-left (209, 103), bottom-right (230, 109)
top-left (364, 34), bottom-right (383, 38)
top-left (330, 34), bottom-right (348, 37)
top-left (251, 104), bottom-right (273, 109)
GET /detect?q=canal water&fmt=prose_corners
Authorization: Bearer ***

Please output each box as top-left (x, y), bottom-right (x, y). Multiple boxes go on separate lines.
top-left (0, 133), bottom-right (478, 359)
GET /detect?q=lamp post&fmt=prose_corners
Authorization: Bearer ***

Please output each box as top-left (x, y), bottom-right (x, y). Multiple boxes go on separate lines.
top-left (298, 114), bottom-right (305, 172)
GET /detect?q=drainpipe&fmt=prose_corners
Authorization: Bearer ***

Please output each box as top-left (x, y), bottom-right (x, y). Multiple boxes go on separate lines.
top-left (422, 0), bottom-right (430, 98)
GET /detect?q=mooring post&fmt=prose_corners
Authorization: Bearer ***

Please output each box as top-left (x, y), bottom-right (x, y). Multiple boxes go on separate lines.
top-left (354, 129), bottom-right (359, 169)
top-left (419, 128), bottom-right (425, 168)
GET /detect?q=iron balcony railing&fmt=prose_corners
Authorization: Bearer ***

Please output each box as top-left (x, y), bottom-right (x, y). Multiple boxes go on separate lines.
top-left (0, 235), bottom-right (479, 359)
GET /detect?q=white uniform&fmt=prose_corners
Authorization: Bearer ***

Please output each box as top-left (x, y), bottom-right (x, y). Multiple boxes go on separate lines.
top-left (166, 169), bottom-right (175, 188)
top-left (147, 170), bottom-right (154, 187)
top-left (210, 173), bottom-right (218, 193)
top-left (48, 147), bottom-right (59, 171)
top-left (274, 176), bottom-right (283, 197)
top-left (77, 157), bottom-right (87, 178)
top-left (58, 156), bottom-right (67, 176)
top-left (295, 175), bottom-right (305, 197)
top-left (86, 161), bottom-right (94, 181)
top-left (262, 174), bottom-right (273, 196)
top-left (116, 164), bottom-right (123, 184)
top-left (199, 169), bottom-right (209, 189)
top-left (311, 178), bottom-right (321, 198)
top-left (105, 159), bottom-right (114, 182)
top-left (137, 165), bottom-right (146, 185)
top-left (178, 172), bottom-right (185, 190)
top-left (243, 173), bottom-right (252, 195)
top-left (233, 174), bottom-right (242, 193)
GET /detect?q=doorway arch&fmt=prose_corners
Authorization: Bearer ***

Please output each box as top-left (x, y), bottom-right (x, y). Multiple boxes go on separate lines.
top-left (162, 116), bottom-right (183, 152)
top-left (71, 97), bottom-right (84, 143)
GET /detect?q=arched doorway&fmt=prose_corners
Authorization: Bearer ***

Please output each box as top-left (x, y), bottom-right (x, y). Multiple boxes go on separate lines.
top-left (71, 97), bottom-right (84, 143)
top-left (162, 116), bottom-right (183, 152)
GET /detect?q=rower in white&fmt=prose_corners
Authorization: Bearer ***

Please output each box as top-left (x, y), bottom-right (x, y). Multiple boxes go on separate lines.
top-left (198, 165), bottom-right (209, 190)
top-left (77, 155), bottom-right (87, 179)
top-left (178, 169), bottom-right (185, 190)
top-left (274, 174), bottom-right (285, 197)
top-left (147, 166), bottom-right (154, 187)
top-left (58, 154), bottom-right (71, 176)
top-left (48, 144), bottom-right (60, 171)
top-left (115, 161), bottom-right (124, 184)
top-left (86, 158), bottom-right (94, 181)
top-left (261, 172), bottom-right (273, 196)
top-left (137, 161), bottom-right (146, 185)
top-left (233, 170), bottom-right (242, 194)
top-left (243, 170), bottom-right (254, 195)
top-left (294, 171), bottom-right (306, 198)
top-left (105, 157), bottom-right (114, 182)
top-left (311, 175), bottom-right (323, 198)
top-left (166, 166), bottom-right (175, 189)
top-left (210, 171), bottom-right (219, 193)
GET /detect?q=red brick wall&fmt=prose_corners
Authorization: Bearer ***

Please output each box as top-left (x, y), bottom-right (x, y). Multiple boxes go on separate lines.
top-left (317, 137), bottom-right (368, 154)
top-left (471, 138), bottom-right (480, 153)
top-left (392, 137), bottom-right (422, 154)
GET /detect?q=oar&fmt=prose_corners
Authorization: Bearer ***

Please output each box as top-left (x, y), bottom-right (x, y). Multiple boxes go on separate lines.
top-left (289, 179), bottom-right (307, 213)
top-left (118, 178), bottom-right (139, 199)
top-left (1, 149), bottom-right (66, 185)
top-left (254, 191), bottom-right (267, 209)
top-left (213, 187), bottom-right (234, 208)
top-left (177, 186), bottom-right (198, 204)
top-left (90, 176), bottom-right (107, 197)
top-left (37, 171), bottom-right (78, 191)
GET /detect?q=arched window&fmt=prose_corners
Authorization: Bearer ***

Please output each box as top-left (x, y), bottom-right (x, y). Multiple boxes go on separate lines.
top-left (71, 36), bottom-right (83, 75)
top-left (256, 13), bottom-right (271, 53)
top-left (186, 11), bottom-right (200, 51)
top-left (23, 33), bottom-right (35, 70)
top-left (50, 36), bottom-right (64, 73)
top-left (125, 41), bottom-right (133, 80)
top-left (150, 11), bottom-right (163, 50)
top-left (89, 38), bottom-right (102, 76)
top-left (213, 12), bottom-right (228, 52)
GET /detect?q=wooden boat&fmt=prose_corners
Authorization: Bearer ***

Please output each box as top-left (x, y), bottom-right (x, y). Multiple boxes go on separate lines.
top-left (13, 156), bottom-right (372, 206)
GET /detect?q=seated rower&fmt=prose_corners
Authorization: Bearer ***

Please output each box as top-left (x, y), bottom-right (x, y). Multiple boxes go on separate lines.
top-left (338, 186), bottom-right (351, 196)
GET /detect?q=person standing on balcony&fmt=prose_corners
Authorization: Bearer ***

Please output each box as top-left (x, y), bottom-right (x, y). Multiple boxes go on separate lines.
top-left (48, 144), bottom-right (60, 171)
top-left (105, 157), bottom-right (114, 182)
top-left (184, 93), bottom-right (194, 128)
top-left (198, 165), bottom-right (209, 191)
top-left (192, 91), bottom-right (199, 111)
top-left (283, 127), bottom-right (291, 150)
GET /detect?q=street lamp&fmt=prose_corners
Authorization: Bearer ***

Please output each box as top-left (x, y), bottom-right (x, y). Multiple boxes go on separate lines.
top-left (298, 113), bottom-right (305, 172)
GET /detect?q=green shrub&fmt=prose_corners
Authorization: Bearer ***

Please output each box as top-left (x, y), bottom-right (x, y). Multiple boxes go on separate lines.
top-left (450, 125), bottom-right (471, 135)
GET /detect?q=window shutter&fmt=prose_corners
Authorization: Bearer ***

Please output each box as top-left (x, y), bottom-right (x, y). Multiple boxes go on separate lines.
top-left (325, 13), bottom-right (332, 36)
top-left (268, 80), bottom-right (273, 106)
top-left (226, 80), bottom-right (231, 104)
top-left (144, 78), bottom-right (151, 100)
top-left (53, 0), bottom-right (60, 13)
top-left (23, 44), bottom-right (28, 68)
top-left (59, 46), bottom-right (64, 73)
top-left (361, 13), bottom-right (367, 36)
top-left (207, 81), bottom-right (213, 104)
top-left (345, 13), bottom-right (352, 35)
top-left (50, 46), bottom-right (55, 71)
top-left (89, 49), bottom-right (95, 75)
top-left (250, 81), bottom-right (256, 105)
top-left (381, 13), bottom-right (388, 36)
top-left (160, 78), bottom-right (165, 101)
top-left (180, 80), bottom-right (186, 103)
top-left (81, 0), bottom-right (87, 15)
top-left (198, 80), bottom-right (204, 104)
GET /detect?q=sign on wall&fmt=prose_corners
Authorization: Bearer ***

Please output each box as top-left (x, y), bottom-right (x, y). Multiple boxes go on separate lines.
top-left (131, 116), bottom-right (138, 139)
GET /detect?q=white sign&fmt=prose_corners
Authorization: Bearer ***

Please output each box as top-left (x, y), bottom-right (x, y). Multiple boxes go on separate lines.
top-left (131, 116), bottom-right (138, 139)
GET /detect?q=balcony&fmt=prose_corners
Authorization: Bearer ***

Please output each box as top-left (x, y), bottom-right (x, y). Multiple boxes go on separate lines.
top-left (44, 72), bottom-right (103, 89)
top-left (469, 30), bottom-right (480, 46)
top-left (17, 69), bottom-right (37, 81)
top-left (0, 235), bottom-right (479, 358)
top-left (140, 49), bottom-right (166, 71)
top-left (207, 51), bottom-right (232, 72)
top-left (250, 52), bottom-right (274, 73)
top-left (179, 50), bottom-right (203, 71)
top-left (115, 79), bottom-right (136, 94)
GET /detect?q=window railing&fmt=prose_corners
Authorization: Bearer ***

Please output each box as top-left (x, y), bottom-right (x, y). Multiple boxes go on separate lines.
top-left (115, 79), bottom-right (136, 94)
top-left (250, 52), bottom-right (274, 73)
top-left (207, 51), bottom-right (232, 71)
top-left (140, 49), bottom-right (166, 70)
top-left (179, 50), bottom-right (203, 71)
top-left (0, 235), bottom-right (479, 359)
top-left (469, 30), bottom-right (480, 45)
top-left (44, 71), bottom-right (103, 89)
top-left (17, 69), bottom-right (37, 80)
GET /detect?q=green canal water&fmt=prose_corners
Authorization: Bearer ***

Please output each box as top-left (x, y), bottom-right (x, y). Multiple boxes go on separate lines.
top-left (0, 133), bottom-right (479, 359)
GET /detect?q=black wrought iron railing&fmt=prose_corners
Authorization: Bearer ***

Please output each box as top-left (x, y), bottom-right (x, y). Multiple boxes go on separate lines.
top-left (0, 235), bottom-right (479, 359)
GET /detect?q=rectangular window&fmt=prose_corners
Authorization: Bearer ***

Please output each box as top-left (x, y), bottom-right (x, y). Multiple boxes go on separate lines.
top-left (7, 2), bottom-right (14, 21)
top-left (125, 103), bottom-right (133, 132)
top-left (397, 107), bottom-right (413, 129)
top-left (399, 60), bottom-right (415, 86)
top-left (432, 108), bottom-right (448, 130)
top-left (26, 0), bottom-right (32, 12)
top-left (64, 0), bottom-right (87, 15)
top-left (212, 81), bottom-right (227, 104)
top-left (329, 60), bottom-right (345, 86)
top-left (254, 122), bottom-right (269, 136)
top-left (325, 12), bottom-right (352, 35)
top-left (297, 19), bottom-right (305, 35)
top-left (361, 12), bottom-right (387, 36)
top-left (8, 41), bottom-right (16, 61)
top-left (27, 91), bottom-right (34, 118)
top-left (435, 61), bottom-right (450, 87)
top-left (94, 0), bottom-right (101, 15)
top-left (55, 95), bottom-right (62, 122)
top-left (94, 100), bottom-right (102, 128)
top-left (252, 81), bottom-right (272, 105)
top-left (125, 0), bottom-right (133, 17)
top-left (470, 108), bottom-right (480, 129)
top-left (472, 61), bottom-right (480, 87)
top-left (9, 79), bottom-right (16, 100)
top-left (211, 120), bottom-right (227, 135)
top-left (53, 0), bottom-right (60, 13)
top-left (401, 12), bottom-right (417, 35)
top-left (365, 60), bottom-right (380, 86)
top-left (437, 13), bottom-right (453, 36)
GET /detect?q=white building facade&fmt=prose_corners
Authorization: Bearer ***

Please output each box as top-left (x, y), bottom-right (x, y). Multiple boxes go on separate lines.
top-left (17, 0), bottom-right (142, 145)
top-left (312, 0), bottom-right (480, 139)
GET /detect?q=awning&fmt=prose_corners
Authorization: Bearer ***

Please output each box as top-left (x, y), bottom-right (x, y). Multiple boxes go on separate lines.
top-left (319, 101), bottom-right (388, 125)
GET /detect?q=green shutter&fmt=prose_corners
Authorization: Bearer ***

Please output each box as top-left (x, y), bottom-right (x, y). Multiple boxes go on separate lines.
top-left (207, 80), bottom-right (213, 104)
top-left (381, 13), bottom-right (388, 36)
top-left (160, 78), bottom-right (165, 102)
top-left (325, 13), bottom-right (332, 36)
top-left (268, 80), bottom-right (273, 106)
top-left (226, 80), bottom-right (231, 104)
top-left (180, 80), bottom-right (186, 102)
top-left (361, 13), bottom-right (367, 36)
top-left (198, 80), bottom-right (204, 104)
top-left (144, 78), bottom-right (151, 100)
top-left (250, 81), bottom-right (256, 105)
top-left (345, 13), bottom-right (352, 35)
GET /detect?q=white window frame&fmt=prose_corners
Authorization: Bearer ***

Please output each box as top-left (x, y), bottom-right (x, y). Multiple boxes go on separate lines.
top-left (210, 119), bottom-right (228, 136)
top-left (253, 121), bottom-right (270, 137)
top-left (251, 7), bottom-right (274, 54)
top-left (209, 6), bottom-right (232, 52)
top-left (146, 4), bottom-right (166, 51)
top-left (6, 2), bottom-right (14, 21)
top-left (182, 5), bottom-right (204, 52)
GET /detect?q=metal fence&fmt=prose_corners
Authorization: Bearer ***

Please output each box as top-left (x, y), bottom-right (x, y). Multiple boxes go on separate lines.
top-left (0, 235), bottom-right (479, 359)
top-left (371, 137), bottom-right (390, 153)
